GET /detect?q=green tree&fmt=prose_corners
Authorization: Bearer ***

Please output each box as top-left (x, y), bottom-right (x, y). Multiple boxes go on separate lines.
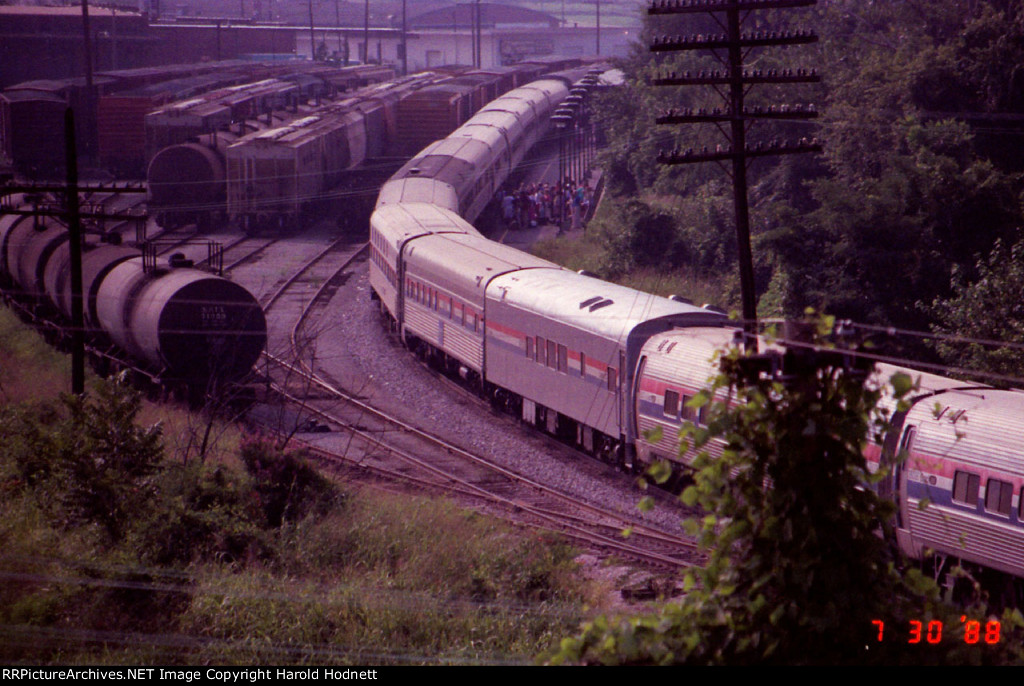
top-left (550, 318), bottom-right (1024, 665)
top-left (928, 237), bottom-right (1024, 382)
top-left (594, 1), bottom-right (1024, 337)
top-left (8, 376), bottom-right (164, 544)
top-left (763, 1), bottom-right (1024, 337)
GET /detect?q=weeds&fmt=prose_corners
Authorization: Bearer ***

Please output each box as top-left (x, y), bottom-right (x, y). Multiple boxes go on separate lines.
top-left (0, 306), bottom-right (591, 665)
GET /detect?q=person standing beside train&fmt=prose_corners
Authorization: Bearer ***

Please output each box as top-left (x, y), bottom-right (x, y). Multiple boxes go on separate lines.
top-left (502, 191), bottom-right (516, 229)
top-left (572, 183), bottom-right (586, 231)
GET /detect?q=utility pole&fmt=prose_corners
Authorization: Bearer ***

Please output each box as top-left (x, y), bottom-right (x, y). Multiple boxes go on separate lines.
top-left (65, 109), bottom-right (85, 396)
top-left (79, 0), bottom-right (95, 161)
top-left (649, 0), bottom-right (821, 351)
top-left (335, 0), bottom-right (341, 56)
top-left (364, 0), bottom-right (370, 63)
top-left (401, 0), bottom-right (407, 75)
top-left (308, 0), bottom-right (316, 60)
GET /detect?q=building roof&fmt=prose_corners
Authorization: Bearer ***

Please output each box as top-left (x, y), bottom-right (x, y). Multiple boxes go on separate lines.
top-left (0, 4), bottom-right (135, 17)
top-left (409, 3), bottom-right (558, 30)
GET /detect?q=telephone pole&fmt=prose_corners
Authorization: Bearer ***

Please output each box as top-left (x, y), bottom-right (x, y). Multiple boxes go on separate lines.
top-left (649, 0), bottom-right (821, 350)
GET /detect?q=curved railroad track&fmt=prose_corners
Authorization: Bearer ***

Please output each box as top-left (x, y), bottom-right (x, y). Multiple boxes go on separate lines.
top-left (251, 239), bottom-right (702, 570)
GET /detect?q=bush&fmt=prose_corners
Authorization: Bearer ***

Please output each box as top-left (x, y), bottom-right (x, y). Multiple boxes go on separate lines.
top-left (552, 317), bottom-right (1024, 665)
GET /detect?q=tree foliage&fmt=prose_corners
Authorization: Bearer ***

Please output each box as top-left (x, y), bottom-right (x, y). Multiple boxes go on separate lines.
top-left (551, 318), bottom-right (1024, 665)
top-left (594, 0), bottom-right (1024, 363)
top-left (928, 236), bottom-right (1024, 382)
top-left (5, 375), bottom-right (164, 543)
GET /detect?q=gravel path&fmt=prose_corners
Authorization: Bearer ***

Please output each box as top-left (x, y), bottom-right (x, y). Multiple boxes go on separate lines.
top-left (309, 254), bottom-right (692, 536)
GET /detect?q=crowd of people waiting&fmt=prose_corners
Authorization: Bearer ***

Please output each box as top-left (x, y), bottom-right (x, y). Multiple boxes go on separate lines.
top-left (497, 179), bottom-right (594, 233)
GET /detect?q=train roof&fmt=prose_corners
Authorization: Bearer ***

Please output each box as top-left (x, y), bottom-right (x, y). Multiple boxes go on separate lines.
top-left (376, 178), bottom-right (461, 214)
top-left (903, 386), bottom-right (1024, 477)
top-left (371, 202), bottom-right (480, 247)
top-left (405, 233), bottom-right (561, 300)
top-left (229, 108), bottom-right (363, 148)
top-left (486, 269), bottom-right (727, 347)
top-left (389, 136), bottom-right (497, 195)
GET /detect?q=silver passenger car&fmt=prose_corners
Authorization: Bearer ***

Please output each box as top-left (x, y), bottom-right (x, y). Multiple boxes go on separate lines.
top-left (369, 202), bottom-right (478, 326)
top-left (891, 387), bottom-right (1024, 579)
top-left (634, 326), bottom-right (736, 468)
top-left (402, 232), bottom-right (559, 374)
top-left (484, 269), bottom-right (724, 458)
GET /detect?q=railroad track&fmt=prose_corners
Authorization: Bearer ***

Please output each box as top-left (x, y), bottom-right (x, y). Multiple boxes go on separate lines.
top-left (259, 236), bottom-right (368, 371)
top-left (251, 237), bottom-right (702, 569)
top-left (220, 236), bottom-right (278, 272)
top-left (267, 354), bottom-right (702, 570)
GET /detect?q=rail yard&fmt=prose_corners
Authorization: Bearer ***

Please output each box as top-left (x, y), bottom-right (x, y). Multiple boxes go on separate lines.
top-left (7, 51), bottom-right (1024, 599)
top-left (1, 58), bottom-right (699, 582)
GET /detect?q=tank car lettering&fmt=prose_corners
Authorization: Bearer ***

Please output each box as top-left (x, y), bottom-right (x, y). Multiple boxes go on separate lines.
top-left (200, 304), bottom-right (229, 328)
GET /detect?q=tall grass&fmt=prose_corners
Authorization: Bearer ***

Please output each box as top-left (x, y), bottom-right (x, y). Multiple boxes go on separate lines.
top-left (0, 306), bottom-right (595, 665)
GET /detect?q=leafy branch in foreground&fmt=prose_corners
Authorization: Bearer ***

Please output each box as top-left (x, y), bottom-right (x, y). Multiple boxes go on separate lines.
top-left (550, 318), bottom-right (1024, 665)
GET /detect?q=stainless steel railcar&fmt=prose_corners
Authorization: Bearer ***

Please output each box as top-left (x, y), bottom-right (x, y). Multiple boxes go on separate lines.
top-left (401, 231), bottom-right (560, 380)
top-left (483, 268), bottom-right (723, 459)
top-left (368, 71), bottom-right (1024, 588)
top-left (635, 325), bottom-right (1024, 583)
top-left (380, 79), bottom-right (571, 224)
top-left (370, 72), bottom-right (727, 461)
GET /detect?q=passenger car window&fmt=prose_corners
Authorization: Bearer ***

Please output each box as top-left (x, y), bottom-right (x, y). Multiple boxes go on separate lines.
top-left (985, 479), bottom-right (1013, 516)
top-left (952, 471), bottom-right (980, 506)
top-left (664, 390), bottom-right (679, 417)
top-left (681, 395), bottom-right (696, 422)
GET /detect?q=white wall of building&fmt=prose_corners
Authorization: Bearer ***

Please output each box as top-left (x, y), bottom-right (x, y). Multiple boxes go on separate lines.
top-left (295, 24), bottom-right (636, 71)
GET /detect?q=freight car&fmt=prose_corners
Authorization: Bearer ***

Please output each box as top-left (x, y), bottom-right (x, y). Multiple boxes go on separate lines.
top-left (144, 78), bottom-right (304, 158)
top-left (222, 72), bottom-right (452, 232)
top-left (0, 199), bottom-right (266, 389)
top-left (1, 60), bottom-right (390, 180)
top-left (368, 71), bottom-right (1024, 593)
top-left (147, 64), bottom-right (577, 234)
top-left (98, 72), bottom-right (258, 177)
top-left (146, 72), bottom-right (446, 233)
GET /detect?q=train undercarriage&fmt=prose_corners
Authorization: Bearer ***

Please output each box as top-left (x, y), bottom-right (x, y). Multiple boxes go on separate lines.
top-left (377, 302), bottom-right (628, 471)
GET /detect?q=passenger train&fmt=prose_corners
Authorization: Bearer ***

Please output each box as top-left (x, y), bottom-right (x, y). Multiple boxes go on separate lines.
top-left (367, 69), bottom-right (1024, 593)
